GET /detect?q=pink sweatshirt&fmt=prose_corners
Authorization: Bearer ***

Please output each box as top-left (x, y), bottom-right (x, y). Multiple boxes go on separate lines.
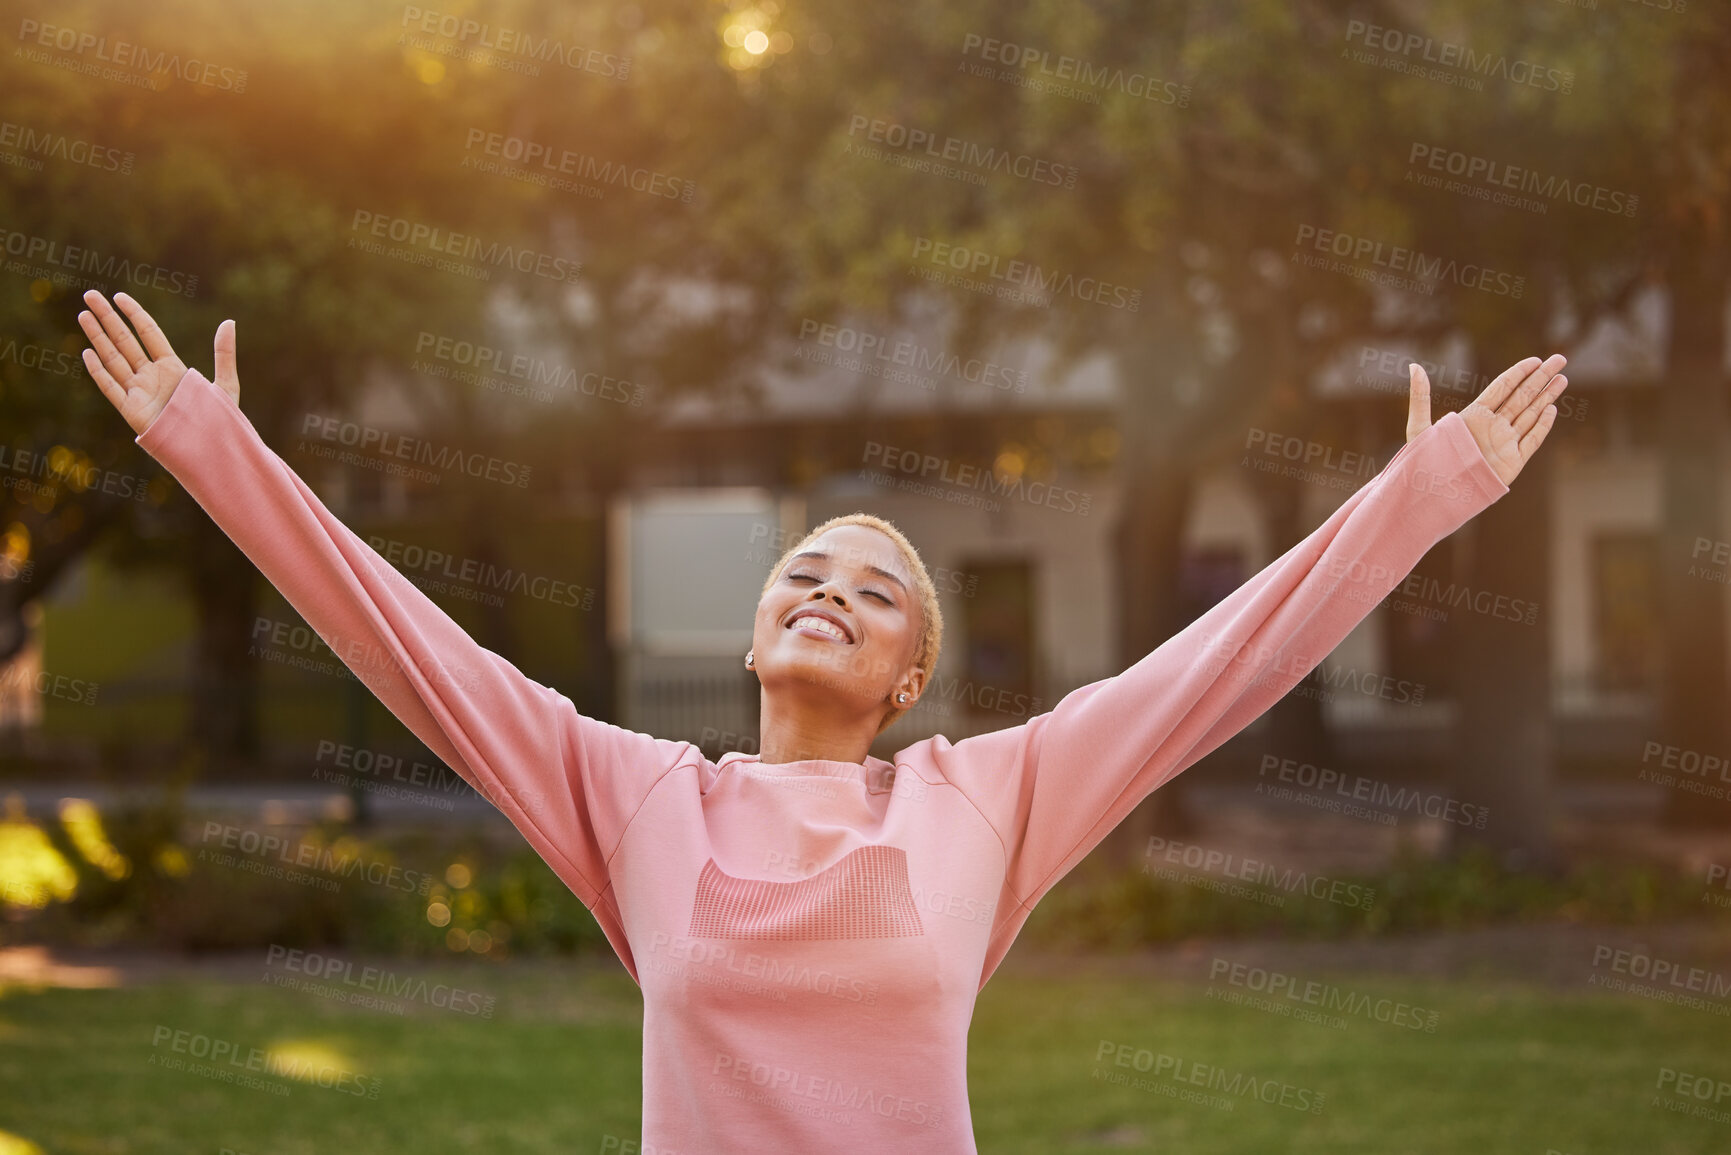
top-left (137, 364), bottom-right (1507, 1151)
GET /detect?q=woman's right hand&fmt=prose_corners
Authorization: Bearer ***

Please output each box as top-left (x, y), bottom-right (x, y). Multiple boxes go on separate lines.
top-left (77, 289), bottom-right (239, 436)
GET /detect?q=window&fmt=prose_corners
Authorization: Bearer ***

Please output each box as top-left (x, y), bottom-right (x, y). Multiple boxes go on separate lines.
top-left (628, 489), bottom-right (781, 655)
top-left (959, 559), bottom-right (1036, 720)
top-left (1178, 546), bottom-right (1246, 621)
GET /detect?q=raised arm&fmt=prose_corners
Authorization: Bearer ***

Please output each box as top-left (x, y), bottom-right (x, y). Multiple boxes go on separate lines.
top-left (76, 291), bottom-right (689, 968)
top-left (934, 354), bottom-right (1567, 934)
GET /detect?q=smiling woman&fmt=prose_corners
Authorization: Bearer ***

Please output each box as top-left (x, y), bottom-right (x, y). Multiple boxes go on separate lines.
top-left (745, 515), bottom-right (945, 761)
top-left (73, 287), bottom-right (1566, 1153)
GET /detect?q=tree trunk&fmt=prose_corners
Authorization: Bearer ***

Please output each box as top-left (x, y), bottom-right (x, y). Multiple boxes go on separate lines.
top-left (579, 479), bottom-right (621, 726)
top-left (1254, 470), bottom-right (1334, 771)
top-left (1100, 449), bottom-right (1197, 866)
top-left (1447, 391), bottom-right (1558, 871)
top-left (1657, 255), bottom-right (1731, 826)
top-left (186, 514), bottom-right (260, 776)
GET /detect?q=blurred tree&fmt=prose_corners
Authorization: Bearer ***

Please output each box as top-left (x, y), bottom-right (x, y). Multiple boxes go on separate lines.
top-left (663, 0), bottom-right (1685, 865)
top-left (2, 0), bottom-right (1722, 854)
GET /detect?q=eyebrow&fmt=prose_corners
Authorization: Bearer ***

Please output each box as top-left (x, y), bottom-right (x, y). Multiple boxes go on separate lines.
top-left (788, 550), bottom-right (909, 593)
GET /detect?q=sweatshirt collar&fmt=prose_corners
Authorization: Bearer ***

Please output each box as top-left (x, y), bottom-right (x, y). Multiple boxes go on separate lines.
top-left (716, 749), bottom-right (896, 787)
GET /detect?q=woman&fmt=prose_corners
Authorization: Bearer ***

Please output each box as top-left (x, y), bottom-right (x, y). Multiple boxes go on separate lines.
top-left (76, 288), bottom-right (1566, 1151)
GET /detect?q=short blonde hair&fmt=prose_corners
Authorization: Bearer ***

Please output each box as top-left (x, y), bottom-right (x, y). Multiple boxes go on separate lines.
top-left (758, 512), bottom-right (944, 736)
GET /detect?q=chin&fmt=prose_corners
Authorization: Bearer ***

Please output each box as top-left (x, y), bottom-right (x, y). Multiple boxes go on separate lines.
top-left (767, 650), bottom-right (883, 700)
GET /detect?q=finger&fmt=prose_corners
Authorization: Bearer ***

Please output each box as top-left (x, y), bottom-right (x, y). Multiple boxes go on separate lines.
top-left (112, 291), bottom-right (178, 363)
top-left (1494, 353), bottom-right (1566, 420)
top-left (1476, 356), bottom-right (1542, 412)
top-left (81, 290), bottom-right (150, 373)
top-left (213, 318), bottom-right (238, 392)
top-left (79, 346), bottom-right (129, 412)
top-left (1511, 374), bottom-right (1566, 440)
top-left (1518, 403), bottom-right (1558, 462)
top-left (1406, 362), bottom-right (1431, 443)
top-left (77, 308), bottom-right (136, 387)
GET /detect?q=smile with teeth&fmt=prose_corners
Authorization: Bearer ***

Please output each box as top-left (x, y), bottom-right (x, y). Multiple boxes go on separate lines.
top-left (788, 614), bottom-right (851, 643)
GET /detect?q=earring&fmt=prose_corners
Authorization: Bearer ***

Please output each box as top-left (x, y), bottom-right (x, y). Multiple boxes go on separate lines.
top-left (745, 651), bottom-right (754, 669)
top-left (896, 692), bottom-right (908, 703)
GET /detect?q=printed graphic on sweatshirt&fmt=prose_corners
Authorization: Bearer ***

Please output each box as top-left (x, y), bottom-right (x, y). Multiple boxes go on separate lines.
top-left (689, 845), bottom-right (925, 940)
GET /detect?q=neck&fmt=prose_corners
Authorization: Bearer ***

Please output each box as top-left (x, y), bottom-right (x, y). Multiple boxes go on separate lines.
top-left (754, 687), bottom-right (883, 765)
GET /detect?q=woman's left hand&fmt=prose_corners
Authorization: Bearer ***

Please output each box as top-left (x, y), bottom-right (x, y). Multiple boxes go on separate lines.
top-left (1406, 354), bottom-right (1569, 486)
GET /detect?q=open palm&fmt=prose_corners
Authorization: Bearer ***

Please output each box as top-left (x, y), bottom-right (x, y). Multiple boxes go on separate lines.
top-left (1405, 353), bottom-right (1568, 486)
top-left (76, 290), bottom-right (239, 436)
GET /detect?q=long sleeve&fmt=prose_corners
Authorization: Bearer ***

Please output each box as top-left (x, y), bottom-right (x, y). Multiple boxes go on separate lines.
top-left (929, 409), bottom-right (1509, 932)
top-left (134, 365), bottom-right (692, 972)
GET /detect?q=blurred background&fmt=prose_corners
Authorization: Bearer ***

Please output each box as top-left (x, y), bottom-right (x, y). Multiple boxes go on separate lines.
top-left (1, 0), bottom-right (1729, 1151)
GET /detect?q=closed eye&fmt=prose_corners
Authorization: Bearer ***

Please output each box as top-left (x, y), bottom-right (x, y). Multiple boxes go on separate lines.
top-left (787, 571), bottom-right (894, 604)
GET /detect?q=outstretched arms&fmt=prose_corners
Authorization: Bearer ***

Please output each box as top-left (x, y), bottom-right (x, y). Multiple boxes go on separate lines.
top-left (934, 354), bottom-right (1566, 935)
top-left (76, 292), bottom-right (690, 962)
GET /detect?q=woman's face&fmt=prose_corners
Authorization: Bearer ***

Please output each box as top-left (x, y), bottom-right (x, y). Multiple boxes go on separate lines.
top-left (752, 524), bottom-right (924, 713)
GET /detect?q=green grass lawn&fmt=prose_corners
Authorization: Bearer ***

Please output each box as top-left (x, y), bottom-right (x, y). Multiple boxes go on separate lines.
top-left (0, 957), bottom-right (1726, 1154)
